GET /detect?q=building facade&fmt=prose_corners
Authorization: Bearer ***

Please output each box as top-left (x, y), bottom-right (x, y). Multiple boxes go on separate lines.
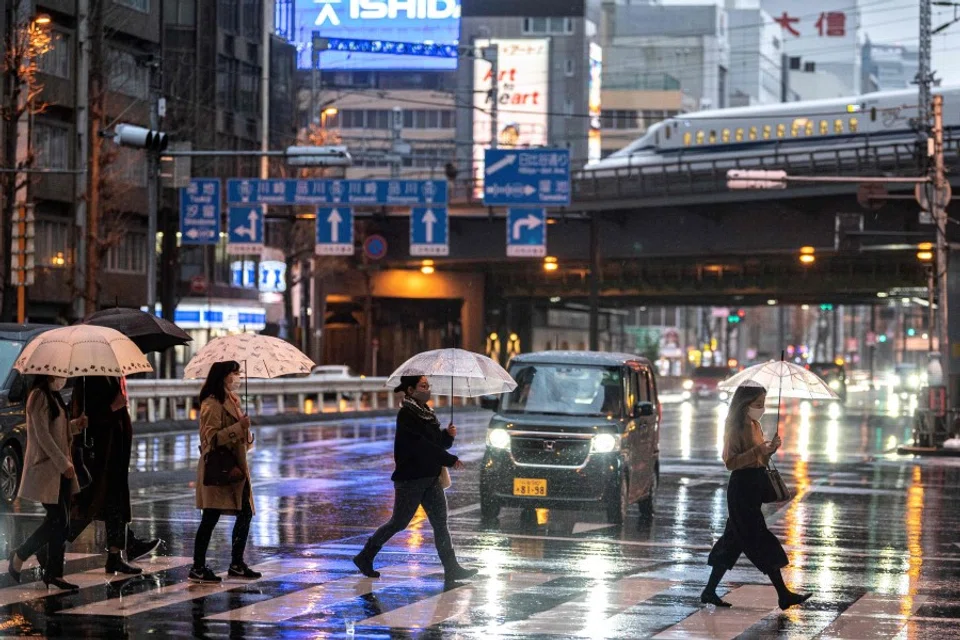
top-left (861, 39), bottom-right (919, 93)
top-left (727, 8), bottom-right (783, 106)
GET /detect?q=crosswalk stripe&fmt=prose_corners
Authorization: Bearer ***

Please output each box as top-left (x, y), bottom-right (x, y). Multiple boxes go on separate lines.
top-left (652, 585), bottom-right (780, 639)
top-left (360, 572), bottom-right (554, 630)
top-left (59, 558), bottom-right (312, 617)
top-left (203, 564), bottom-right (422, 622)
top-left (500, 576), bottom-right (674, 636)
top-left (818, 593), bottom-right (929, 639)
top-left (0, 556), bottom-right (191, 607)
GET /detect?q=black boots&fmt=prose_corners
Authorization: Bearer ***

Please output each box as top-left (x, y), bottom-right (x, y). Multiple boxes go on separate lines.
top-left (769, 568), bottom-right (813, 610)
top-left (106, 551), bottom-right (142, 575)
top-left (443, 565), bottom-right (479, 583)
top-left (700, 565), bottom-right (732, 607)
top-left (352, 541), bottom-right (381, 578)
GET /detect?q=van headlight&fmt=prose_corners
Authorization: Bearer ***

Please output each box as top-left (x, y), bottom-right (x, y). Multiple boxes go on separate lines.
top-left (682, 379), bottom-right (694, 390)
top-left (591, 433), bottom-right (619, 453)
top-left (829, 379), bottom-right (841, 390)
top-left (487, 428), bottom-right (511, 450)
top-left (719, 391), bottom-right (729, 402)
top-left (908, 374), bottom-right (920, 388)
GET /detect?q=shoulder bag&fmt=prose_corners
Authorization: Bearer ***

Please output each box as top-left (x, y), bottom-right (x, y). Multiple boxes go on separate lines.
top-left (760, 457), bottom-right (791, 503)
top-left (438, 466), bottom-right (452, 490)
top-left (201, 406), bottom-right (245, 486)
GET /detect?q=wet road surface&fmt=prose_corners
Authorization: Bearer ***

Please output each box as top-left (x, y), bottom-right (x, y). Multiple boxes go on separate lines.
top-left (1, 391), bottom-right (959, 638)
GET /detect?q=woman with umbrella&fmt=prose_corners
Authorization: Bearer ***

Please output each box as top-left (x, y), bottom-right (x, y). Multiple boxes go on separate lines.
top-left (352, 374), bottom-right (477, 583)
top-left (700, 383), bottom-right (812, 610)
top-left (7, 375), bottom-right (88, 590)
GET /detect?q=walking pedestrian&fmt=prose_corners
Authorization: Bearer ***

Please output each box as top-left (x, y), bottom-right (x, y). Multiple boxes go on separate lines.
top-left (7, 376), bottom-right (87, 590)
top-left (189, 360), bottom-right (260, 584)
top-left (61, 376), bottom-right (160, 575)
top-left (353, 375), bottom-right (477, 583)
top-left (700, 383), bottom-right (812, 610)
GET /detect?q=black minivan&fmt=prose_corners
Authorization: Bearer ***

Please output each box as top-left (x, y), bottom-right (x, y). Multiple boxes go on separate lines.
top-left (479, 351), bottom-right (661, 525)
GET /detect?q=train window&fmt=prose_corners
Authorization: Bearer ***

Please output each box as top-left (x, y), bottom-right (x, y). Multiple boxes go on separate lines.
top-left (834, 119), bottom-right (843, 134)
top-left (763, 125), bottom-right (772, 139)
top-left (721, 129), bottom-right (730, 143)
top-left (683, 132), bottom-right (692, 146)
top-left (849, 117), bottom-right (859, 132)
top-left (709, 130), bottom-right (717, 143)
top-left (665, 126), bottom-right (672, 140)
top-left (870, 107), bottom-right (877, 122)
top-left (696, 131), bottom-right (705, 144)
top-left (820, 120), bottom-right (829, 135)
top-left (805, 121), bottom-right (814, 136)
top-left (790, 122), bottom-right (800, 137)
top-left (776, 124), bottom-right (785, 138)
top-left (749, 126), bottom-right (758, 140)
top-left (735, 128), bottom-right (744, 142)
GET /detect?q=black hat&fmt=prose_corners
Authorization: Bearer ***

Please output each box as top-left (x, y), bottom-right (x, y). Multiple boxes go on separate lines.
top-left (394, 375), bottom-right (423, 394)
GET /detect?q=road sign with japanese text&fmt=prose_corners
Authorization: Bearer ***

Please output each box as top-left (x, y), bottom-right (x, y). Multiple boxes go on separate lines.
top-left (483, 149), bottom-right (571, 206)
top-left (410, 206), bottom-right (449, 256)
top-left (316, 206), bottom-right (354, 255)
top-left (227, 205), bottom-right (264, 255)
top-left (506, 208), bottom-right (547, 257)
top-left (180, 179), bottom-right (221, 245)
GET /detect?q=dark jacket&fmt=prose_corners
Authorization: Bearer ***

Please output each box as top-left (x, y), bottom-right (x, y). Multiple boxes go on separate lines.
top-left (391, 404), bottom-right (458, 482)
top-left (71, 377), bottom-right (133, 523)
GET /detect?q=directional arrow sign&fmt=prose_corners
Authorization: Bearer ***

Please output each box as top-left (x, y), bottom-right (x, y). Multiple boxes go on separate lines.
top-left (483, 148), bottom-right (571, 206)
top-left (507, 208), bottom-right (547, 257)
top-left (486, 153), bottom-right (517, 176)
top-left (410, 206), bottom-right (448, 257)
top-left (227, 205), bottom-right (264, 255)
top-left (180, 179), bottom-right (220, 246)
top-left (316, 206), bottom-right (354, 256)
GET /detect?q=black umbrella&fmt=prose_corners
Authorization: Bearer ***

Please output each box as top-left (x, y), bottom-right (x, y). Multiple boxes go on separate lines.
top-left (83, 307), bottom-right (192, 354)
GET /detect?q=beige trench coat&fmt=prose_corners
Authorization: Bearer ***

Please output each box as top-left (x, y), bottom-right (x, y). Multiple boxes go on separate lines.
top-left (18, 390), bottom-right (83, 504)
top-left (195, 396), bottom-right (255, 514)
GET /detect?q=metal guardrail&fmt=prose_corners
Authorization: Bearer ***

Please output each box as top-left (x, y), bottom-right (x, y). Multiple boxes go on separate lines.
top-left (125, 378), bottom-right (479, 423)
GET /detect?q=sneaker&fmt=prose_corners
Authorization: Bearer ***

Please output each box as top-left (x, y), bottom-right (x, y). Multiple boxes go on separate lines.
top-left (126, 538), bottom-right (161, 562)
top-left (188, 566), bottom-right (222, 584)
top-left (228, 563), bottom-right (262, 579)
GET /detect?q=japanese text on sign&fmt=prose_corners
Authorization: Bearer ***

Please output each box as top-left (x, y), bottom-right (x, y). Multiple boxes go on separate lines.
top-left (773, 11), bottom-right (845, 37)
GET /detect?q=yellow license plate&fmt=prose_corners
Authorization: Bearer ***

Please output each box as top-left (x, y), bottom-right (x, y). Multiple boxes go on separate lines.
top-left (513, 478), bottom-right (547, 497)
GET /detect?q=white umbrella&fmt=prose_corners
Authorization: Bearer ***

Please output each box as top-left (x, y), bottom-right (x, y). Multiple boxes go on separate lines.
top-left (718, 360), bottom-right (838, 400)
top-left (183, 333), bottom-right (314, 380)
top-left (13, 325), bottom-right (152, 378)
top-left (385, 348), bottom-right (517, 398)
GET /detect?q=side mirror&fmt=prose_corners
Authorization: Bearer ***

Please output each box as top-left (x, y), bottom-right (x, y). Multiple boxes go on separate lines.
top-left (8, 373), bottom-right (26, 404)
top-left (637, 401), bottom-right (655, 417)
top-left (480, 395), bottom-right (499, 410)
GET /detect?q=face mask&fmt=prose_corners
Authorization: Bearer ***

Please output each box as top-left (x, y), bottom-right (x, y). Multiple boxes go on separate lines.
top-left (228, 376), bottom-right (242, 391)
top-left (412, 389), bottom-right (431, 403)
top-left (747, 407), bottom-right (765, 421)
top-left (49, 377), bottom-right (66, 392)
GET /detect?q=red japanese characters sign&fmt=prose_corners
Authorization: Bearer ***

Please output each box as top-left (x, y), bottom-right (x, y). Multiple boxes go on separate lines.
top-left (774, 10), bottom-right (846, 37)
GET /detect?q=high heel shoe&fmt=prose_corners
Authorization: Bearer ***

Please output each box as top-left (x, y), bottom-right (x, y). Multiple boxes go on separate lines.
top-left (778, 591), bottom-right (813, 610)
top-left (43, 576), bottom-right (79, 591)
top-left (7, 551), bottom-right (22, 583)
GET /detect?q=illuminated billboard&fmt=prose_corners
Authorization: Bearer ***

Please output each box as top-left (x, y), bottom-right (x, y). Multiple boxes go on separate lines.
top-left (588, 43), bottom-right (602, 164)
top-left (290, 0), bottom-right (462, 70)
top-left (472, 38), bottom-right (550, 195)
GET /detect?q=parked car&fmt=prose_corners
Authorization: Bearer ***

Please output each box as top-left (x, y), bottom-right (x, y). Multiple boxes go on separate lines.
top-left (308, 364), bottom-right (361, 400)
top-left (808, 362), bottom-right (847, 403)
top-left (479, 351), bottom-right (661, 526)
top-left (683, 366), bottom-right (735, 404)
top-left (0, 324), bottom-right (64, 505)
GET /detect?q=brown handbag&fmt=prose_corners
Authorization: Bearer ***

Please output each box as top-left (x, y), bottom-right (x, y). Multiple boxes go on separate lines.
top-left (761, 458), bottom-right (791, 503)
top-left (203, 444), bottom-right (244, 486)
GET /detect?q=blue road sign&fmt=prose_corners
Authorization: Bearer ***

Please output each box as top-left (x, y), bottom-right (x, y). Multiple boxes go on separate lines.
top-left (483, 149), bottom-right (571, 206)
top-left (227, 178), bottom-right (447, 206)
top-left (179, 179), bottom-right (221, 245)
top-left (315, 206), bottom-right (354, 255)
top-left (410, 206), bottom-right (449, 257)
top-left (227, 205), bottom-right (265, 255)
top-left (507, 208), bottom-right (547, 257)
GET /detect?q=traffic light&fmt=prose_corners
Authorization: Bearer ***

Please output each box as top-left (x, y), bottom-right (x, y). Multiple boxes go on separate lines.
top-left (727, 309), bottom-right (745, 324)
top-left (835, 213), bottom-right (863, 252)
top-left (113, 123), bottom-right (168, 152)
top-left (284, 145), bottom-right (352, 167)
top-left (820, 303), bottom-right (833, 311)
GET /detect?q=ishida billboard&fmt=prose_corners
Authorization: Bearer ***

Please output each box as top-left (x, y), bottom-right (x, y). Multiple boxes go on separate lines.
top-left (472, 38), bottom-right (550, 194)
top-left (291, 0), bottom-right (461, 70)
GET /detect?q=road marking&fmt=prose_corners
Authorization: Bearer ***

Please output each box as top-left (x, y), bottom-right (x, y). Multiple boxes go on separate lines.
top-left (361, 572), bottom-right (553, 630)
top-left (60, 558), bottom-right (311, 617)
top-left (0, 556), bottom-right (191, 607)
top-left (571, 522), bottom-right (617, 534)
top-left (500, 576), bottom-right (673, 636)
top-left (652, 584), bottom-right (779, 639)
top-left (204, 564), bottom-right (421, 622)
top-left (448, 503), bottom-right (481, 516)
top-left (818, 593), bottom-right (928, 639)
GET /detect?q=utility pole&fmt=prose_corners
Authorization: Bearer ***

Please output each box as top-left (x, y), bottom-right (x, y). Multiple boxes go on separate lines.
top-left (932, 94), bottom-right (950, 399)
top-left (73, 0), bottom-right (89, 321)
top-left (483, 44), bottom-right (499, 149)
top-left (84, 0), bottom-right (104, 316)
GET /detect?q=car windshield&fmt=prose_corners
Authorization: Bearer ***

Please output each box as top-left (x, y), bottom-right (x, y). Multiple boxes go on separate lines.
top-left (809, 364), bottom-right (842, 380)
top-left (500, 364), bottom-right (623, 417)
top-left (0, 339), bottom-right (24, 389)
top-left (692, 367), bottom-right (731, 379)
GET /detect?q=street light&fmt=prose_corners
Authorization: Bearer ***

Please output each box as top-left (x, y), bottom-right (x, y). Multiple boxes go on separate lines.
top-left (420, 259), bottom-right (435, 275)
top-left (799, 245), bottom-right (816, 265)
top-left (543, 256), bottom-right (558, 272)
top-left (33, 14), bottom-right (52, 25)
top-left (917, 241), bottom-right (934, 262)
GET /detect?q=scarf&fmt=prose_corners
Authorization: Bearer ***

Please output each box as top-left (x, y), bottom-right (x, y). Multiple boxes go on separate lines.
top-left (402, 395), bottom-right (440, 428)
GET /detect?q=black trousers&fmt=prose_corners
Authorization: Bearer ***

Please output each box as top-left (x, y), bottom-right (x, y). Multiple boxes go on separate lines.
top-left (17, 476), bottom-right (71, 579)
top-left (368, 476), bottom-right (457, 569)
top-left (707, 468), bottom-right (789, 575)
top-left (193, 483), bottom-right (253, 568)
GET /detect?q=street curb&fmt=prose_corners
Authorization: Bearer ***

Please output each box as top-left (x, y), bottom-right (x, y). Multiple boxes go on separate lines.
top-left (133, 405), bottom-right (486, 436)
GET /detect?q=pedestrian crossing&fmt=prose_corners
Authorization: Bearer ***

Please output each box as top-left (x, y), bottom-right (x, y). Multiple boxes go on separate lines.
top-left (0, 551), bottom-right (944, 638)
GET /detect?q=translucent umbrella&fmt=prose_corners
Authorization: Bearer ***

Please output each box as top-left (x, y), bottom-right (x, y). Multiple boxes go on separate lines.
top-left (718, 360), bottom-right (838, 400)
top-left (385, 348), bottom-right (517, 421)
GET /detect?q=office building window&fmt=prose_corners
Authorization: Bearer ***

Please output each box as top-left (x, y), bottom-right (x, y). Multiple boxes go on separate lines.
top-left (34, 123), bottom-right (69, 170)
top-left (106, 232), bottom-right (148, 274)
top-left (522, 16), bottom-right (574, 35)
top-left (242, 0), bottom-right (261, 40)
top-left (238, 63), bottom-right (259, 114)
top-left (565, 59), bottom-right (575, 76)
top-left (115, 0), bottom-right (149, 12)
top-left (36, 219), bottom-right (72, 268)
top-left (218, 0), bottom-right (239, 31)
top-left (600, 110), bottom-right (640, 130)
top-left (164, 0), bottom-right (196, 25)
top-left (107, 48), bottom-right (149, 99)
top-left (38, 32), bottom-right (71, 78)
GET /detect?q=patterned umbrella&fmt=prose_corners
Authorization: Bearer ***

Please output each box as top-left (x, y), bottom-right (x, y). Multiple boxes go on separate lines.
top-left (13, 325), bottom-right (153, 378)
top-left (182, 333), bottom-right (314, 380)
top-left (718, 360), bottom-right (838, 400)
top-left (84, 307), bottom-right (192, 354)
top-left (385, 348), bottom-right (517, 398)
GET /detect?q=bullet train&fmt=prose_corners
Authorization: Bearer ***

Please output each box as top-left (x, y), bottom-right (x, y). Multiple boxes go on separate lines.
top-left (582, 86), bottom-right (960, 175)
